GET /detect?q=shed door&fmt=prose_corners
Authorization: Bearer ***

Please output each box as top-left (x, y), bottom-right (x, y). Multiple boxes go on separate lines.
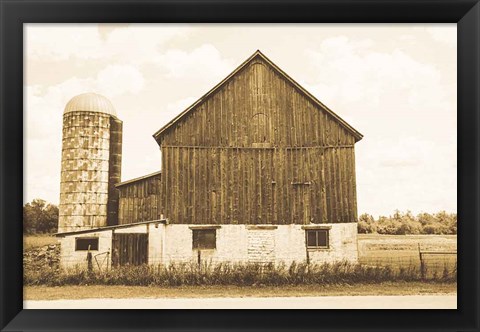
top-left (112, 233), bottom-right (148, 266)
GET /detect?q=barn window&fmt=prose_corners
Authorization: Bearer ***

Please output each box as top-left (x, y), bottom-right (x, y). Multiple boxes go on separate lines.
top-left (305, 229), bottom-right (329, 249)
top-left (75, 237), bottom-right (99, 251)
top-left (192, 229), bottom-right (216, 250)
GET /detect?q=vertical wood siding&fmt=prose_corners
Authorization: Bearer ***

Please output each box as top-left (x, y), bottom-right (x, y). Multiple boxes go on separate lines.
top-left (107, 117), bottom-right (123, 226)
top-left (156, 57), bottom-right (359, 225)
top-left (161, 146), bottom-right (357, 225)
top-left (112, 233), bottom-right (148, 266)
top-left (158, 59), bottom-right (356, 148)
top-left (121, 56), bottom-right (360, 226)
top-left (117, 173), bottom-right (162, 225)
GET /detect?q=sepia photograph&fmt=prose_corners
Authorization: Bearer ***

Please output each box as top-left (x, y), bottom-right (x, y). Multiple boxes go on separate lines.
top-left (23, 23), bottom-right (457, 309)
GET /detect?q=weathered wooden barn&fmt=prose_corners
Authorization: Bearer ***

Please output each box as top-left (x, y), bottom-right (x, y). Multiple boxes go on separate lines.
top-left (56, 51), bottom-right (363, 269)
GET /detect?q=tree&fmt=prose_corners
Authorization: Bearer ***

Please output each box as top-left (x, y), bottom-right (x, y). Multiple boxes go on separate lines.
top-left (357, 210), bottom-right (457, 235)
top-left (358, 213), bottom-right (375, 224)
top-left (417, 212), bottom-right (436, 226)
top-left (23, 199), bottom-right (59, 234)
top-left (357, 213), bottom-right (377, 233)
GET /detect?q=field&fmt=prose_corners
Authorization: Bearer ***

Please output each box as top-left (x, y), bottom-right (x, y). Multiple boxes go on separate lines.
top-left (23, 234), bottom-right (58, 250)
top-left (357, 234), bottom-right (457, 278)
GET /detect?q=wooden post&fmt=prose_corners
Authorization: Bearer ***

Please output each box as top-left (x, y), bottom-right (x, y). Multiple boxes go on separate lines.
top-left (111, 229), bottom-right (118, 268)
top-left (305, 232), bottom-right (310, 266)
top-left (106, 250), bottom-right (110, 271)
top-left (418, 243), bottom-right (425, 280)
top-left (87, 245), bottom-right (93, 273)
top-left (197, 250), bottom-right (201, 269)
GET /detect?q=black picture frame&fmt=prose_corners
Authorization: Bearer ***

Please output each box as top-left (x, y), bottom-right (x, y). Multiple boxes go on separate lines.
top-left (1, 1), bottom-right (479, 331)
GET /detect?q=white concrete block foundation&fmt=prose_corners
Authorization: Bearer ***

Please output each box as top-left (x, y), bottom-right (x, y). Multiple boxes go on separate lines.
top-left (59, 222), bottom-right (358, 269)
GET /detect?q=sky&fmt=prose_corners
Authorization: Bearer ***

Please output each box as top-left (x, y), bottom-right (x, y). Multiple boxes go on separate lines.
top-left (24, 24), bottom-right (457, 217)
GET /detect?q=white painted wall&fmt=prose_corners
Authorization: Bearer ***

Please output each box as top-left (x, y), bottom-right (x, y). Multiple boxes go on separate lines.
top-left (147, 223), bottom-right (164, 265)
top-left (160, 223), bottom-right (358, 265)
top-left (162, 225), bottom-right (248, 264)
top-left (60, 224), bottom-right (152, 270)
top-left (59, 222), bottom-right (358, 269)
top-left (59, 230), bottom-right (113, 270)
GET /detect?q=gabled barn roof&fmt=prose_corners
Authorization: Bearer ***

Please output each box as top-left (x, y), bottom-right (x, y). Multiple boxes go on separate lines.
top-left (153, 50), bottom-right (363, 143)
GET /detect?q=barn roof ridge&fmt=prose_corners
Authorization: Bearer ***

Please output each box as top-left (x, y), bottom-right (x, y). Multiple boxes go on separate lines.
top-left (152, 50), bottom-right (363, 142)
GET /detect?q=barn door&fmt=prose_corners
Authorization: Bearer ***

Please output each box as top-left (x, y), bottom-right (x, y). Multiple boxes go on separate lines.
top-left (112, 233), bottom-right (148, 267)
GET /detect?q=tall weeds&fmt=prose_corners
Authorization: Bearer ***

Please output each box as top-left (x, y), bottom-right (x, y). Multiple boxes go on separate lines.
top-left (24, 260), bottom-right (457, 287)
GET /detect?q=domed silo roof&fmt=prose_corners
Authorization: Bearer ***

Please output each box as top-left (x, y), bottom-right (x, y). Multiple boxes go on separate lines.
top-left (64, 92), bottom-right (117, 116)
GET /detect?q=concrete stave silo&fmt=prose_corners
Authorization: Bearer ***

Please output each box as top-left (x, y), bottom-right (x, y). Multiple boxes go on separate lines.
top-left (58, 93), bottom-right (122, 233)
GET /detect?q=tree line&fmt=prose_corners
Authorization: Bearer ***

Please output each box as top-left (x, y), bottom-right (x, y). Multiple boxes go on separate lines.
top-left (23, 199), bottom-right (59, 234)
top-left (23, 199), bottom-right (457, 235)
top-left (357, 210), bottom-right (457, 235)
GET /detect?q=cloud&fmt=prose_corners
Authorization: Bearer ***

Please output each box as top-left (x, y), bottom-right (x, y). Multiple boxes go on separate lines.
top-left (119, 96), bottom-right (197, 183)
top-left (26, 25), bottom-right (103, 61)
top-left (24, 63), bottom-right (146, 203)
top-left (425, 26), bottom-right (456, 47)
top-left (304, 36), bottom-right (446, 109)
top-left (376, 137), bottom-right (433, 168)
top-left (155, 44), bottom-right (233, 84)
top-left (26, 24), bottom-right (191, 63)
top-left (162, 97), bottom-right (197, 124)
top-left (302, 35), bottom-right (456, 216)
top-left (106, 25), bottom-right (191, 64)
top-left (303, 36), bottom-right (456, 143)
top-left (29, 64), bottom-right (145, 101)
top-left (97, 64), bottom-right (145, 96)
top-left (356, 137), bottom-right (456, 217)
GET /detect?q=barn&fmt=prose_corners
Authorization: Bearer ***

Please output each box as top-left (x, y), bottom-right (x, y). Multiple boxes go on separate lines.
top-left (56, 50), bottom-right (363, 270)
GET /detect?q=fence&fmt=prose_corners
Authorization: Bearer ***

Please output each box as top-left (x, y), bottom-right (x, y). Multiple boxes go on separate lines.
top-left (418, 245), bottom-right (457, 279)
top-left (358, 244), bottom-right (457, 280)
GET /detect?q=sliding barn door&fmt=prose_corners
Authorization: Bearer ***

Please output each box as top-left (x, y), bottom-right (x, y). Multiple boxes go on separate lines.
top-left (112, 233), bottom-right (148, 266)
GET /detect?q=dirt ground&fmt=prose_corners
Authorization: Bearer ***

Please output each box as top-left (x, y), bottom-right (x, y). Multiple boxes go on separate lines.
top-left (24, 282), bottom-right (456, 300)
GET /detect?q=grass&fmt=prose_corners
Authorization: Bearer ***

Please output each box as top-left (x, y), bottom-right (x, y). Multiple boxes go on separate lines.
top-left (23, 234), bottom-right (457, 288)
top-left (24, 260), bottom-right (456, 287)
top-left (357, 234), bottom-right (457, 250)
top-left (24, 234), bottom-right (58, 250)
top-left (24, 282), bottom-right (457, 300)
top-left (357, 234), bottom-right (457, 278)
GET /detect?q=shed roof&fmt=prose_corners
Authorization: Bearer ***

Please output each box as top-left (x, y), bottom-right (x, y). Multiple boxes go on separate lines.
top-left (153, 50), bottom-right (363, 143)
top-left (115, 171), bottom-right (162, 188)
top-left (54, 219), bottom-right (167, 237)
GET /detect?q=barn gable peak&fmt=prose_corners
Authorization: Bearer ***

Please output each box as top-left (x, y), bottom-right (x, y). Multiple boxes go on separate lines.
top-left (153, 50), bottom-right (363, 143)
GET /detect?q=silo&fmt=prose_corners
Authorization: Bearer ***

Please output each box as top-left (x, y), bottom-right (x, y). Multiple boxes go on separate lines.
top-left (58, 93), bottom-right (122, 233)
